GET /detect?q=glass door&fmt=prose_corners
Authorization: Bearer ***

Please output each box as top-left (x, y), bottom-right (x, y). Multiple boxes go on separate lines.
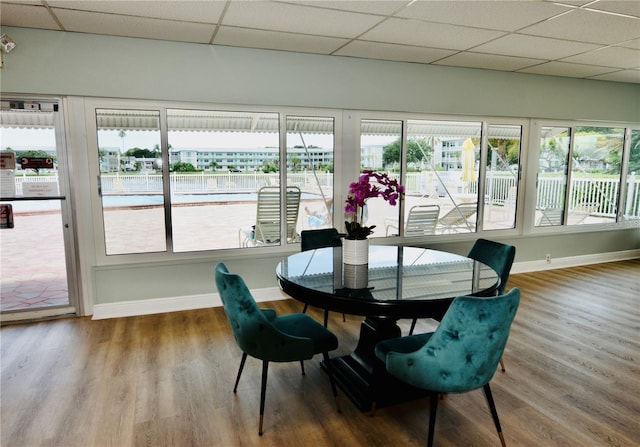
top-left (0, 99), bottom-right (77, 320)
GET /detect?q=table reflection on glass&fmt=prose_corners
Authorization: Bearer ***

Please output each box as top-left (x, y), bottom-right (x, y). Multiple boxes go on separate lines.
top-left (276, 245), bottom-right (500, 411)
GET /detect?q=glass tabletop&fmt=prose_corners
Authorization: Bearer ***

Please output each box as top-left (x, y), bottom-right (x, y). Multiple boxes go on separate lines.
top-left (276, 245), bottom-right (499, 309)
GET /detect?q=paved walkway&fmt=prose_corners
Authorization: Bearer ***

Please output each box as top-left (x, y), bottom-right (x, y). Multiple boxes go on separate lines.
top-left (0, 210), bottom-right (69, 312)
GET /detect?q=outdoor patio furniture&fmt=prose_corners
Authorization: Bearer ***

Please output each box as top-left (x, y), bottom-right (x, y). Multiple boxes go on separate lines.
top-left (239, 186), bottom-right (301, 247)
top-left (436, 203), bottom-right (477, 233)
top-left (537, 207), bottom-right (563, 226)
top-left (385, 204), bottom-right (440, 237)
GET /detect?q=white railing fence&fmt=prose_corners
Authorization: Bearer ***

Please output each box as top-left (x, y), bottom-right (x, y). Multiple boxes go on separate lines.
top-left (14, 171), bottom-right (640, 218)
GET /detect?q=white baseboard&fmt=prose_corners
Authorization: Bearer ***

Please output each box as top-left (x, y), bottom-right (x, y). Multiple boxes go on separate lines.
top-left (92, 249), bottom-right (639, 320)
top-left (91, 287), bottom-right (290, 320)
top-left (511, 249), bottom-right (640, 274)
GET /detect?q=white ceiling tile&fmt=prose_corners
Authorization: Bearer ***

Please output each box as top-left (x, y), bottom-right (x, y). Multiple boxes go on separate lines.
top-left (397, 0), bottom-right (571, 31)
top-left (616, 38), bottom-right (640, 50)
top-left (561, 46), bottom-right (640, 69)
top-left (334, 40), bottom-right (456, 64)
top-left (214, 26), bottom-right (348, 54)
top-left (0, 3), bottom-right (61, 30)
top-left (585, 0), bottom-right (640, 18)
top-left (286, 1), bottom-right (410, 16)
top-left (519, 8), bottom-right (640, 45)
top-left (472, 34), bottom-right (601, 60)
top-left (360, 17), bottom-right (505, 50)
top-left (433, 52), bottom-right (545, 72)
top-left (222, 2), bottom-right (383, 38)
top-left (518, 61), bottom-right (619, 78)
top-left (48, 0), bottom-right (227, 23)
top-left (588, 69), bottom-right (640, 83)
top-left (52, 8), bottom-right (216, 43)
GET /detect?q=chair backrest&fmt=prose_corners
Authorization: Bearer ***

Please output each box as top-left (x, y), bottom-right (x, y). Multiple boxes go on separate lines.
top-left (254, 186), bottom-right (301, 244)
top-left (537, 207), bottom-right (563, 226)
top-left (468, 238), bottom-right (516, 295)
top-left (214, 262), bottom-right (313, 361)
top-left (385, 288), bottom-right (520, 393)
top-left (405, 204), bottom-right (440, 236)
top-left (301, 228), bottom-right (342, 252)
top-left (438, 203), bottom-right (477, 228)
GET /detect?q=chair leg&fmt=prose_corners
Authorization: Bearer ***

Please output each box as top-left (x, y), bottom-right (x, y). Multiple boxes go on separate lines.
top-left (427, 391), bottom-right (439, 447)
top-left (300, 360), bottom-right (305, 375)
top-left (259, 360), bottom-right (269, 436)
top-left (342, 313), bottom-right (346, 322)
top-left (483, 383), bottom-right (506, 447)
top-left (323, 309), bottom-right (329, 328)
top-left (322, 352), bottom-right (342, 413)
top-left (233, 352), bottom-right (248, 393)
top-left (409, 318), bottom-right (418, 335)
top-left (499, 357), bottom-right (506, 372)
top-left (302, 303), bottom-right (309, 313)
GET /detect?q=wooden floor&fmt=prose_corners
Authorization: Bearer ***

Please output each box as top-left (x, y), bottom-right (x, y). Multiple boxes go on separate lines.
top-left (2, 259), bottom-right (639, 447)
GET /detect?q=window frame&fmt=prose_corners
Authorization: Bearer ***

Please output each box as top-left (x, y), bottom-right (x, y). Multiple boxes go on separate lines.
top-left (529, 119), bottom-right (639, 234)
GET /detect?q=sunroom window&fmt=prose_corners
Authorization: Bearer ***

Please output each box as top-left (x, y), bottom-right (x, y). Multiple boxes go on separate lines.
top-left (535, 125), bottom-right (628, 227)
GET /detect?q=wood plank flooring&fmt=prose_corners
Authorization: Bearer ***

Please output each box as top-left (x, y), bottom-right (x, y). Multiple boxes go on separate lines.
top-left (2, 259), bottom-right (638, 446)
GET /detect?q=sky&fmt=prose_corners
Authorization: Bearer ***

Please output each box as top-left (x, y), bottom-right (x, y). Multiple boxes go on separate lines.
top-left (0, 127), bottom-right (343, 152)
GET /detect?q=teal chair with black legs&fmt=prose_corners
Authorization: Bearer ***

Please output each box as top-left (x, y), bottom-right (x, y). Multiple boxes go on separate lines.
top-left (214, 262), bottom-right (341, 435)
top-left (408, 238), bottom-right (516, 373)
top-left (300, 228), bottom-right (346, 327)
top-left (373, 288), bottom-right (521, 447)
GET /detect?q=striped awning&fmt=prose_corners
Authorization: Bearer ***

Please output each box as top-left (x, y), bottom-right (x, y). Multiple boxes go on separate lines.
top-left (2, 107), bottom-right (522, 138)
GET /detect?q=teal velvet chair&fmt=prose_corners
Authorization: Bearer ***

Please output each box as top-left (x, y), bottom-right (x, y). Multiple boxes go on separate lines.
top-left (374, 288), bottom-right (520, 447)
top-left (214, 262), bottom-right (341, 435)
top-left (408, 239), bottom-right (516, 374)
top-left (300, 228), bottom-right (345, 326)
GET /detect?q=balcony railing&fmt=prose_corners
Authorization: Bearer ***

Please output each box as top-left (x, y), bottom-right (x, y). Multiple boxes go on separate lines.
top-left (13, 171), bottom-right (640, 218)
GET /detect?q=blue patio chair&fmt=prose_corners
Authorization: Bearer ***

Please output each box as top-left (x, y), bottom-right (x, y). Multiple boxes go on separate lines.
top-left (373, 288), bottom-right (521, 447)
top-left (214, 262), bottom-right (341, 435)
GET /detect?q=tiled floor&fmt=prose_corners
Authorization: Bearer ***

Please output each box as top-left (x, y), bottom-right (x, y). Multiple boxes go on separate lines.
top-left (0, 210), bottom-right (69, 312)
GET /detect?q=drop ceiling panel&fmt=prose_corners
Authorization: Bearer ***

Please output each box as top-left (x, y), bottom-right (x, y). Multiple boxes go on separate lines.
top-left (47, 0), bottom-right (227, 23)
top-left (288, 0), bottom-right (411, 16)
top-left (0, 3), bottom-right (60, 29)
top-left (585, 1), bottom-right (640, 18)
top-left (518, 61), bottom-right (618, 78)
top-left (397, 0), bottom-right (571, 32)
top-left (222, 1), bottom-right (383, 38)
top-left (589, 69), bottom-right (640, 83)
top-left (520, 9), bottom-right (640, 45)
top-left (561, 46), bottom-right (640, 69)
top-left (360, 18), bottom-right (505, 50)
top-left (433, 52), bottom-right (545, 72)
top-left (52, 8), bottom-right (216, 43)
top-left (334, 41), bottom-right (457, 64)
top-left (471, 34), bottom-right (601, 60)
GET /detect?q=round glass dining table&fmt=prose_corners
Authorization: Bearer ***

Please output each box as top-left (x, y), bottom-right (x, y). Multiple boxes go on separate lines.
top-left (276, 245), bottom-right (500, 411)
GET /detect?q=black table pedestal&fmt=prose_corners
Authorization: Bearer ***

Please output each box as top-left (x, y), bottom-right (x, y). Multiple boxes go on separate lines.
top-left (323, 316), bottom-right (427, 411)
